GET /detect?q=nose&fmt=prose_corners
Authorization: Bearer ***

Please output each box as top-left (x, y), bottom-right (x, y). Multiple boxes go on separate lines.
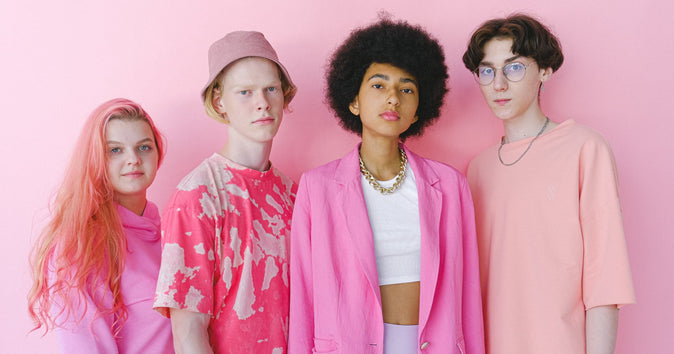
top-left (126, 150), bottom-right (141, 165)
top-left (387, 89), bottom-right (400, 106)
top-left (255, 91), bottom-right (271, 111)
top-left (492, 69), bottom-right (508, 91)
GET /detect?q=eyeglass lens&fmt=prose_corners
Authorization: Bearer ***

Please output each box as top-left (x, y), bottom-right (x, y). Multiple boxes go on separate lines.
top-left (475, 62), bottom-right (529, 85)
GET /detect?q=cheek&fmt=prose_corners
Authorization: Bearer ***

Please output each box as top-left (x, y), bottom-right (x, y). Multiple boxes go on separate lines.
top-left (479, 86), bottom-right (491, 99)
top-left (106, 158), bottom-right (119, 174)
top-left (145, 153), bottom-right (159, 171)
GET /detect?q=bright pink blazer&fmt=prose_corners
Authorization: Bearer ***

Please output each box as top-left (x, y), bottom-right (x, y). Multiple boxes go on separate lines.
top-left (289, 145), bottom-right (484, 354)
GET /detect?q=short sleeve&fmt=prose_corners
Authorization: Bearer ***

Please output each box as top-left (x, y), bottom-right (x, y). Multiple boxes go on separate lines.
top-left (153, 187), bottom-right (219, 318)
top-left (579, 135), bottom-right (635, 309)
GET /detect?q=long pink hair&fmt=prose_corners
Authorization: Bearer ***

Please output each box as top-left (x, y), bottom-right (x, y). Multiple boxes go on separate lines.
top-left (28, 98), bottom-right (165, 335)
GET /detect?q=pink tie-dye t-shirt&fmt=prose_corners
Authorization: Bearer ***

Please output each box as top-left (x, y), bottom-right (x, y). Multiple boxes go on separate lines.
top-left (154, 153), bottom-right (296, 354)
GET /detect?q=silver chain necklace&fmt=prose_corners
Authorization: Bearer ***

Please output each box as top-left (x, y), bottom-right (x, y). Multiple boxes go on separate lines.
top-left (359, 148), bottom-right (407, 195)
top-left (498, 117), bottom-right (550, 166)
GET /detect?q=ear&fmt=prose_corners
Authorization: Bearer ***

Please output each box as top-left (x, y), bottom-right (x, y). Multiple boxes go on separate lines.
top-left (211, 88), bottom-right (229, 123)
top-left (539, 67), bottom-right (553, 82)
top-left (349, 96), bottom-right (360, 116)
top-left (212, 88), bottom-right (225, 114)
top-left (412, 115), bottom-right (419, 124)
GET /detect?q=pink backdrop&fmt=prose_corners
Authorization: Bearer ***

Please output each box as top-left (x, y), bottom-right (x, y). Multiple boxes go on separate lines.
top-left (2, 0), bottom-right (672, 352)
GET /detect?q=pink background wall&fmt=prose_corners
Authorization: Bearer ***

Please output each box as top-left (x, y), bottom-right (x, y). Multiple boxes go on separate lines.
top-left (2, 0), bottom-right (672, 352)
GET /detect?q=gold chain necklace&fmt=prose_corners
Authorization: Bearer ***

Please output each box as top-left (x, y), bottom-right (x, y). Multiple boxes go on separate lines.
top-left (359, 148), bottom-right (407, 195)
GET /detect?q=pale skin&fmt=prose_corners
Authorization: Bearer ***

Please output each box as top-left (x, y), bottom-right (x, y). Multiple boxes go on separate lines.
top-left (480, 37), bottom-right (620, 352)
top-left (349, 63), bottom-right (421, 325)
top-left (169, 56), bottom-right (286, 352)
top-left (105, 119), bottom-right (159, 216)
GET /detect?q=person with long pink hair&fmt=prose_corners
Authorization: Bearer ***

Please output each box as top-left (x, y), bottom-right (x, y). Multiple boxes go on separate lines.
top-left (28, 98), bottom-right (174, 353)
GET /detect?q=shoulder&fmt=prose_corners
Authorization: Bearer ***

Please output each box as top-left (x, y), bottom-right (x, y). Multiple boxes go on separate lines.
top-left (175, 154), bottom-right (229, 190)
top-left (164, 155), bottom-right (228, 211)
top-left (467, 142), bottom-right (499, 172)
top-left (551, 120), bottom-right (611, 148)
top-left (560, 122), bottom-right (616, 164)
top-left (271, 167), bottom-right (297, 188)
top-left (408, 150), bottom-right (467, 185)
top-left (299, 156), bottom-right (345, 184)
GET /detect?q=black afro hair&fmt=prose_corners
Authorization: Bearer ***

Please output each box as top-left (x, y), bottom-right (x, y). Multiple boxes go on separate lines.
top-left (326, 18), bottom-right (448, 140)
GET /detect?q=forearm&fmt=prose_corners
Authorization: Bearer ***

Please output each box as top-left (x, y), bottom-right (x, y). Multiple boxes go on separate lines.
top-left (170, 308), bottom-right (213, 354)
top-left (586, 305), bottom-right (619, 354)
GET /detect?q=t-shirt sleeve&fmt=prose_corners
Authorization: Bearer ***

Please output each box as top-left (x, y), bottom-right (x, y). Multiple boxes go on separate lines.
top-left (153, 188), bottom-right (220, 318)
top-left (579, 135), bottom-right (636, 309)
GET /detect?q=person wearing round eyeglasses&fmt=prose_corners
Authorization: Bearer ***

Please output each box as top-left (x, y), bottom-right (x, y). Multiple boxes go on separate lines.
top-left (462, 14), bottom-right (635, 354)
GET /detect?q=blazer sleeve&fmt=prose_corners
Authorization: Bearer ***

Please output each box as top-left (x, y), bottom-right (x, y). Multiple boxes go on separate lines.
top-left (289, 175), bottom-right (315, 353)
top-left (459, 178), bottom-right (486, 353)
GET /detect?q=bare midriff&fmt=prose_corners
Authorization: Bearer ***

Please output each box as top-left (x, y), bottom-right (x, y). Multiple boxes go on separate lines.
top-left (380, 281), bottom-right (420, 325)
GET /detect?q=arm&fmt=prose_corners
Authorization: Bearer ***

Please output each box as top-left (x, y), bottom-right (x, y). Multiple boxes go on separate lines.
top-left (53, 288), bottom-right (119, 354)
top-left (288, 176), bottom-right (315, 353)
top-left (170, 308), bottom-right (213, 354)
top-left (586, 305), bottom-right (619, 354)
top-left (153, 190), bottom-right (218, 352)
top-left (459, 178), bottom-right (486, 354)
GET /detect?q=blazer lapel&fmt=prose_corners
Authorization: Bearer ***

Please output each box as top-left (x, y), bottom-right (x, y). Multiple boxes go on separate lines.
top-left (335, 146), bottom-right (382, 306)
top-left (405, 146), bottom-right (442, 333)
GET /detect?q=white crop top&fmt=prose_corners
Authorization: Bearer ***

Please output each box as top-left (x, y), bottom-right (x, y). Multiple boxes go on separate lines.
top-left (361, 165), bottom-right (421, 286)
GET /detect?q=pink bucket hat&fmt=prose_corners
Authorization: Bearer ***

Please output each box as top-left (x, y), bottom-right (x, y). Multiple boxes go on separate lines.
top-left (201, 31), bottom-right (297, 104)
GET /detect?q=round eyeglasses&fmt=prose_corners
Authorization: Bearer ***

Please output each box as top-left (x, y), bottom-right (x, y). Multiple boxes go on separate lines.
top-left (473, 61), bottom-right (534, 86)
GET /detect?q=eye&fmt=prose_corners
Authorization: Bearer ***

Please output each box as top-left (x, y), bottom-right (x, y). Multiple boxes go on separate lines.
top-left (372, 84), bottom-right (383, 89)
top-left (239, 90), bottom-right (251, 95)
top-left (505, 62), bottom-right (526, 74)
top-left (478, 66), bottom-right (494, 77)
top-left (401, 88), bottom-right (415, 94)
top-left (266, 87), bottom-right (277, 93)
top-left (138, 144), bottom-right (153, 152)
top-left (110, 147), bottom-right (121, 154)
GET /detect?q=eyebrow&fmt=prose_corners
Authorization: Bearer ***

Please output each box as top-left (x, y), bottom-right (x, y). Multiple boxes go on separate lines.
top-left (367, 73), bottom-right (418, 86)
top-left (480, 54), bottom-right (522, 66)
top-left (106, 137), bottom-right (154, 145)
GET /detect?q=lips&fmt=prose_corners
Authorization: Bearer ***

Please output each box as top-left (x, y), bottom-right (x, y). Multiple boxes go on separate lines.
top-left (252, 116), bottom-right (276, 125)
top-left (380, 111), bottom-right (400, 121)
top-left (494, 99), bottom-right (511, 106)
top-left (122, 171), bottom-right (144, 178)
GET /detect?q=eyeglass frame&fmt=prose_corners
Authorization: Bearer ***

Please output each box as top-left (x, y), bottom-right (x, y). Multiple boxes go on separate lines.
top-left (472, 61), bottom-right (536, 86)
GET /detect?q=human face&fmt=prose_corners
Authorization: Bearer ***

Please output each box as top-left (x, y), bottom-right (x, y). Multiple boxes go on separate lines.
top-left (478, 37), bottom-right (552, 121)
top-left (106, 119), bottom-right (159, 210)
top-left (213, 57), bottom-right (285, 145)
top-left (349, 63), bottom-right (419, 141)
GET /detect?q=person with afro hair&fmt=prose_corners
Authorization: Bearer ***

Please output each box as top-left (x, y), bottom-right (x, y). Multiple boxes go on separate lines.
top-left (289, 17), bottom-right (484, 354)
top-left (462, 13), bottom-right (634, 354)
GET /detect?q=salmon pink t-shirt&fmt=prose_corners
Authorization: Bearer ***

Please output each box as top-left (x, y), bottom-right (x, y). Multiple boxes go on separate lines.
top-left (467, 120), bottom-right (635, 354)
top-left (154, 154), bottom-right (296, 354)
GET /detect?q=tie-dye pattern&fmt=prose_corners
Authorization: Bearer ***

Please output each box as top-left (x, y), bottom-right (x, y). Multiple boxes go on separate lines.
top-left (153, 154), bottom-right (296, 353)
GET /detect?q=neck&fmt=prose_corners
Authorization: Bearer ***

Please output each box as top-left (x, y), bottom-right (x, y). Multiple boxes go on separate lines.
top-left (502, 110), bottom-right (549, 144)
top-left (116, 195), bottom-right (147, 216)
top-left (219, 140), bottom-right (272, 171)
top-left (359, 136), bottom-right (402, 181)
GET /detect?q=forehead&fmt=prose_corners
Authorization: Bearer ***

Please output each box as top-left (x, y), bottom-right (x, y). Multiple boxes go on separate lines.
top-left (220, 57), bottom-right (280, 85)
top-left (106, 119), bottom-right (153, 139)
top-left (481, 37), bottom-right (516, 62)
top-left (363, 63), bottom-right (417, 83)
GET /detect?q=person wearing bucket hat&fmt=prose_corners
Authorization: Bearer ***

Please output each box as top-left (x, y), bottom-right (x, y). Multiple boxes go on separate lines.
top-left (288, 18), bottom-right (484, 353)
top-left (153, 31), bottom-right (298, 353)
